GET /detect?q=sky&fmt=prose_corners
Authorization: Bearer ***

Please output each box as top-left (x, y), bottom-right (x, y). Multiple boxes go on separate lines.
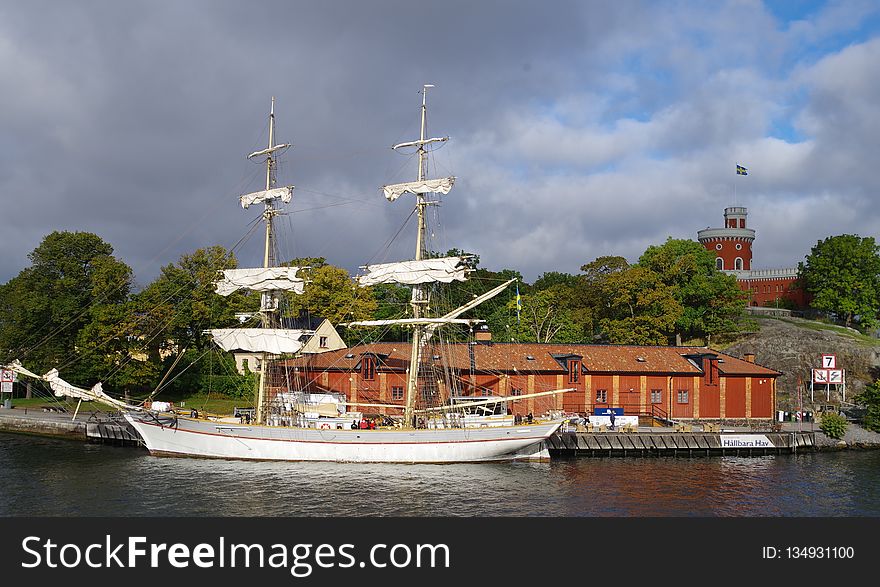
top-left (2, 0), bottom-right (879, 288)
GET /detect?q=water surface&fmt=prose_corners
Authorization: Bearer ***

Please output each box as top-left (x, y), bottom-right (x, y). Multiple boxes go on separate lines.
top-left (2, 433), bottom-right (878, 516)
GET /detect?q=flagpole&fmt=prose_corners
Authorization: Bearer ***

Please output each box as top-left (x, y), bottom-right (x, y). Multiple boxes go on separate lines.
top-left (734, 162), bottom-right (738, 206)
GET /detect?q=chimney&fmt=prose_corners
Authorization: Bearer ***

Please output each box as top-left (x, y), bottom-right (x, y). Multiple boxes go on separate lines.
top-left (744, 353), bottom-right (755, 363)
top-left (475, 325), bottom-right (492, 342)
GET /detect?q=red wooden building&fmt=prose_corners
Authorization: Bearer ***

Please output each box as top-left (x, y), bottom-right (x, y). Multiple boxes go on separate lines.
top-left (278, 342), bottom-right (781, 423)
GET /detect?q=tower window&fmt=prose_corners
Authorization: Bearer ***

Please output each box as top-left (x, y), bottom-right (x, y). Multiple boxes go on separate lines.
top-left (739, 219), bottom-right (745, 228)
top-left (715, 243), bottom-right (722, 250)
top-left (716, 257), bottom-right (723, 270)
top-left (735, 243), bottom-right (742, 250)
top-left (735, 257), bottom-right (743, 270)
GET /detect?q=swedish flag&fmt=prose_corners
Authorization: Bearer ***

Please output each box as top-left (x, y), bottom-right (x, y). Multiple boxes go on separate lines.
top-left (736, 164), bottom-right (748, 176)
top-left (516, 284), bottom-right (522, 324)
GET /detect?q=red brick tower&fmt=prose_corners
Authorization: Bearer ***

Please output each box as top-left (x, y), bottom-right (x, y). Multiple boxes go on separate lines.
top-left (697, 206), bottom-right (754, 272)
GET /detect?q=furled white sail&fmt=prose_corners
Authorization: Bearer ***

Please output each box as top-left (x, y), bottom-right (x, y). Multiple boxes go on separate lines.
top-left (42, 369), bottom-right (137, 411)
top-left (357, 257), bottom-right (468, 286)
top-left (215, 267), bottom-right (305, 296)
top-left (382, 177), bottom-right (455, 202)
top-left (240, 186), bottom-right (294, 209)
top-left (210, 328), bottom-right (306, 354)
top-left (3, 359), bottom-right (41, 380)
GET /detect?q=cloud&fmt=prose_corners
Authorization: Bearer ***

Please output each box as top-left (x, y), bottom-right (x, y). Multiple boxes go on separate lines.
top-left (0, 0), bottom-right (878, 289)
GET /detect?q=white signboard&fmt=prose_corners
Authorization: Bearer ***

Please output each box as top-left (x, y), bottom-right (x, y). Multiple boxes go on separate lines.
top-left (828, 369), bottom-right (843, 384)
top-left (589, 415), bottom-right (639, 428)
top-left (812, 369), bottom-right (829, 384)
top-left (1, 382), bottom-right (12, 394)
top-left (821, 354), bottom-right (837, 369)
top-left (720, 434), bottom-right (774, 448)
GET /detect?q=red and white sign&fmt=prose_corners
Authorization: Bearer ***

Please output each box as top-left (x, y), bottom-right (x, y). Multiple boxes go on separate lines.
top-left (821, 354), bottom-right (837, 369)
top-left (812, 369), bottom-right (829, 384)
top-left (0, 369), bottom-right (15, 383)
top-left (828, 369), bottom-right (843, 384)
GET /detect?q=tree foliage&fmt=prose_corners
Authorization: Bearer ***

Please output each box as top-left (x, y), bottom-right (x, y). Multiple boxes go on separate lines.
top-left (507, 286), bottom-right (589, 343)
top-left (284, 257), bottom-right (377, 343)
top-left (638, 238), bottom-right (747, 343)
top-left (853, 380), bottom-right (880, 433)
top-left (596, 266), bottom-right (683, 345)
top-left (0, 231), bottom-right (134, 383)
top-left (799, 234), bottom-right (880, 329)
top-left (136, 246), bottom-right (245, 354)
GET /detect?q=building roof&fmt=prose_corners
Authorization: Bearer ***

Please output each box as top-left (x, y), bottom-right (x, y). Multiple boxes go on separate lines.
top-left (282, 342), bottom-right (781, 378)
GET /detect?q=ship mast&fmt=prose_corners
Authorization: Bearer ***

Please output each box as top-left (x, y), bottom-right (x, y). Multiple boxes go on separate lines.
top-left (249, 97), bottom-right (290, 424)
top-left (401, 85), bottom-right (447, 428)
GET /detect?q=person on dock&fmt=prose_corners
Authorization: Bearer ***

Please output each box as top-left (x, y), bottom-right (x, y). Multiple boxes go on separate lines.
top-left (609, 410), bottom-right (616, 430)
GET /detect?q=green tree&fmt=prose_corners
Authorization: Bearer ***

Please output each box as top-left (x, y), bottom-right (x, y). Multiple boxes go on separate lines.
top-left (365, 283), bottom-right (411, 342)
top-left (638, 238), bottom-right (746, 343)
top-left (0, 231), bottom-right (133, 383)
top-left (75, 301), bottom-right (161, 394)
top-left (285, 257), bottom-right (377, 330)
top-left (136, 246), bottom-right (245, 355)
top-left (580, 256), bottom-right (629, 282)
top-left (506, 286), bottom-right (587, 343)
top-left (853, 380), bottom-right (880, 433)
top-left (596, 266), bottom-right (683, 345)
top-left (799, 234), bottom-right (880, 329)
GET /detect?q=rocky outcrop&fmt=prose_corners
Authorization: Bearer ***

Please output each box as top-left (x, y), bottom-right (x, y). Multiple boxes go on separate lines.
top-left (722, 317), bottom-right (880, 410)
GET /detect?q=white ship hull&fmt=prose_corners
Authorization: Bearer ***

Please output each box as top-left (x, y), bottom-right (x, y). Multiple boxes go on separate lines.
top-left (124, 412), bottom-right (561, 463)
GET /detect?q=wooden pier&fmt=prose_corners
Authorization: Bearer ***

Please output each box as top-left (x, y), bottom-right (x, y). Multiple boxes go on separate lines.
top-left (547, 430), bottom-right (815, 457)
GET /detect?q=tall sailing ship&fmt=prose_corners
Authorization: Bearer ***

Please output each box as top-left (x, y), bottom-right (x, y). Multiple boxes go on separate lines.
top-left (6, 89), bottom-right (567, 463)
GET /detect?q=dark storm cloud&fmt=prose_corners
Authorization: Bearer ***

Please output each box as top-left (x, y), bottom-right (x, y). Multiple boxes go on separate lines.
top-left (1, 0), bottom-right (878, 286)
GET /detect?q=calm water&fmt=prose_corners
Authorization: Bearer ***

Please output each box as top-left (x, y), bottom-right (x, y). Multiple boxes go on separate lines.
top-left (1, 432), bottom-right (879, 517)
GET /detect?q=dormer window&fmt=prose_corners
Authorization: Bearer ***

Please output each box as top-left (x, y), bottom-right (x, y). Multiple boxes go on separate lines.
top-left (362, 356), bottom-right (376, 381)
top-left (319, 336), bottom-right (328, 348)
top-left (526, 355), bottom-right (535, 361)
top-left (567, 359), bottom-right (581, 384)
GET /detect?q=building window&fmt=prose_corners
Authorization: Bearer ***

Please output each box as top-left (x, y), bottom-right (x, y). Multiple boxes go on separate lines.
top-left (511, 388), bottom-right (523, 397)
top-left (716, 257), bottom-right (723, 270)
top-left (319, 336), bottom-right (328, 348)
top-left (739, 219), bottom-right (745, 228)
top-left (715, 243), bottom-right (723, 250)
top-left (650, 389), bottom-right (662, 404)
top-left (735, 257), bottom-right (743, 270)
top-left (568, 360), bottom-right (580, 383)
top-left (735, 243), bottom-right (742, 250)
top-left (362, 356), bottom-right (376, 381)
top-left (596, 389), bottom-right (608, 403)
top-left (391, 386), bottom-right (404, 401)
top-left (677, 389), bottom-right (689, 404)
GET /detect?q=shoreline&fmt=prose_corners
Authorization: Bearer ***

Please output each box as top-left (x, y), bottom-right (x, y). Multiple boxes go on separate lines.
top-left (3, 407), bottom-right (880, 455)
